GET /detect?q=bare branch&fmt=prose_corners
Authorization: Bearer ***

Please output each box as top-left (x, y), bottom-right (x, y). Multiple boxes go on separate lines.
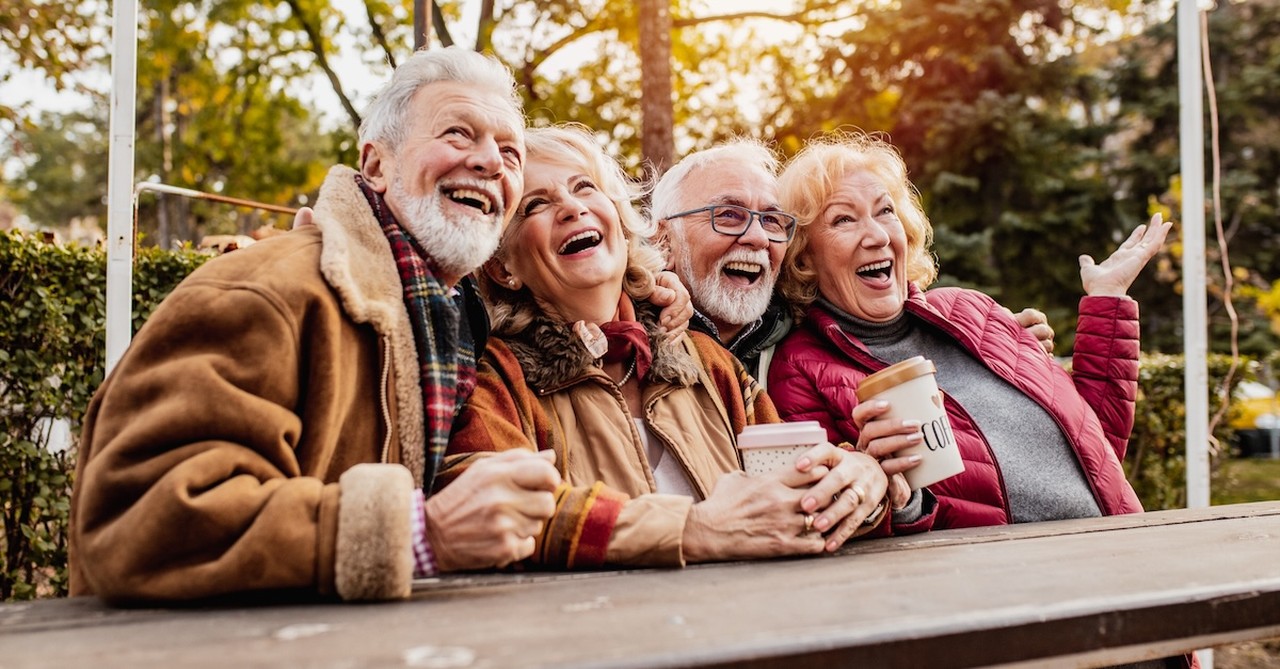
top-left (672, 1), bottom-right (852, 28)
top-left (430, 0), bottom-right (455, 47)
top-left (528, 15), bottom-right (609, 72)
top-left (283, 0), bottom-right (363, 132)
top-left (362, 0), bottom-right (399, 68)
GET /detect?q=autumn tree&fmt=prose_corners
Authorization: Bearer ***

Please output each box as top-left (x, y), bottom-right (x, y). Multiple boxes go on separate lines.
top-left (3, 106), bottom-right (109, 231)
top-left (1111, 0), bottom-right (1280, 355)
top-left (0, 0), bottom-right (101, 125)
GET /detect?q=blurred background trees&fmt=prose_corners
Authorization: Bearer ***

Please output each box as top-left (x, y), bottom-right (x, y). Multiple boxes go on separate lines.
top-left (2, 0), bottom-right (1278, 356)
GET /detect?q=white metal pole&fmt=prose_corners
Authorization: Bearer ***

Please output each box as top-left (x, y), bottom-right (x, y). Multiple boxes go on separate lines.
top-left (1178, 1), bottom-right (1211, 664)
top-left (1179, 0), bottom-right (1209, 508)
top-left (105, 0), bottom-right (139, 375)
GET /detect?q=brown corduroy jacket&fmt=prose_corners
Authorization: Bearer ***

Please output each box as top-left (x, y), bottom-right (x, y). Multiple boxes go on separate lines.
top-left (70, 166), bottom-right (432, 603)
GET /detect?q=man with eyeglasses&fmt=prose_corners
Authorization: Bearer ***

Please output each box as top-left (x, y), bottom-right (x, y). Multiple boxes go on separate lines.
top-left (651, 140), bottom-right (1055, 387)
top-left (650, 140), bottom-right (796, 385)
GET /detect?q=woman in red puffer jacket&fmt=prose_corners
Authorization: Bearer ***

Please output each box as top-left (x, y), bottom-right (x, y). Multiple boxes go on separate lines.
top-left (768, 133), bottom-right (1169, 532)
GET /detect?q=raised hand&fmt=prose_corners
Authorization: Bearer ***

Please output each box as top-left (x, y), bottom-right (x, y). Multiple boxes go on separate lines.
top-left (1080, 213), bottom-right (1172, 298)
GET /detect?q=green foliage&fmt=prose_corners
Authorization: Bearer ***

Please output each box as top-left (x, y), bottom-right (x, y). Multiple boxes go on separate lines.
top-left (1111, 1), bottom-right (1280, 356)
top-left (130, 0), bottom-right (338, 248)
top-left (0, 0), bottom-right (101, 119)
top-left (0, 230), bottom-right (209, 600)
top-left (1126, 353), bottom-right (1243, 511)
top-left (5, 108), bottom-right (110, 231)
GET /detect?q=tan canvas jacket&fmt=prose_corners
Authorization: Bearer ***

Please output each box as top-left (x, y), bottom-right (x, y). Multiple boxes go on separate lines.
top-left (441, 310), bottom-right (780, 569)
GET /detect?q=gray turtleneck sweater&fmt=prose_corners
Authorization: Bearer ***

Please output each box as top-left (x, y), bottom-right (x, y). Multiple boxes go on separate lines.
top-left (819, 297), bottom-right (1101, 523)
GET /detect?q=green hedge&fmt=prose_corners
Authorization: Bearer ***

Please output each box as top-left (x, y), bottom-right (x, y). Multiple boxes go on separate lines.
top-left (0, 227), bottom-right (1263, 598)
top-left (1124, 353), bottom-right (1244, 511)
top-left (0, 230), bottom-right (208, 600)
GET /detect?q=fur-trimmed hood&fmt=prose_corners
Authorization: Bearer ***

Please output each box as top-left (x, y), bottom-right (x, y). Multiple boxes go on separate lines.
top-left (502, 302), bottom-right (701, 391)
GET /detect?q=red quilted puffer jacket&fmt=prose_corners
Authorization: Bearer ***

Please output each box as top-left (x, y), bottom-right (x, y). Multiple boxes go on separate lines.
top-left (767, 285), bottom-right (1144, 530)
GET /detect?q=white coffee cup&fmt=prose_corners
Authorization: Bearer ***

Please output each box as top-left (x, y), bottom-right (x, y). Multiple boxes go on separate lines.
top-left (855, 356), bottom-right (964, 490)
top-left (736, 421), bottom-right (828, 476)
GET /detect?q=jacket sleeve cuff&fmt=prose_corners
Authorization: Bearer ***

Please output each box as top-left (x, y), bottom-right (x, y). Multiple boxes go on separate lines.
top-left (887, 489), bottom-right (938, 535)
top-left (1079, 294), bottom-right (1138, 321)
top-left (334, 463), bottom-right (415, 601)
top-left (605, 494), bottom-right (694, 568)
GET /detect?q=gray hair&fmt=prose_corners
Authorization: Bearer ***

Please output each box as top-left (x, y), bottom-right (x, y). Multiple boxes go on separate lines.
top-left (648, 139), bottom-right (781, 222)
top-left (358, 47), bottom-right (524, 155)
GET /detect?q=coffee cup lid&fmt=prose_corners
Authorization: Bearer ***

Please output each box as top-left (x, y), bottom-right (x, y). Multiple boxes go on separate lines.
top-left (737, 421), bottom-right (828, 449)
top-left (855, 356), bottom-right (936, 401)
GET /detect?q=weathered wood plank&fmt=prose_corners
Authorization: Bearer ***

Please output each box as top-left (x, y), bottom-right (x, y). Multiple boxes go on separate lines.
top-left (4, 502), bottom-right (1279, 669)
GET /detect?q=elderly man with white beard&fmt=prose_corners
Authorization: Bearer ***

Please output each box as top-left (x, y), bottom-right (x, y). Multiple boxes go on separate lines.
top-left (651, 140), bottom-right (796, 386)
top-left (651, 141), bottom-right (1056, 388)
top-left (69, 47), bottom-right (564, 604)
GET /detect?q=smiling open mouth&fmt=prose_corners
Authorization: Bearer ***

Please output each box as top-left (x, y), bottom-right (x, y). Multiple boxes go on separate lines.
top-left (558, 230), bottom-right (602, 255)
top-left (445, 188), bottom-right (493, 215)
top-left (856, 260), bottom-right (892, 281)
top-left (722, 260), bottom-right (764, 284)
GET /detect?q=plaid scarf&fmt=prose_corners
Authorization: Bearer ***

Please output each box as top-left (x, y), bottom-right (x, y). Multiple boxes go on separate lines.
top-left (357, 176), bottom-right (477, 488)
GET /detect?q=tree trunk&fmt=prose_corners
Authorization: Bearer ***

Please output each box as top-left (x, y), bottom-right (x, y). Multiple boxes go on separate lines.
top-left (637, 0), bottom-right (675, 177)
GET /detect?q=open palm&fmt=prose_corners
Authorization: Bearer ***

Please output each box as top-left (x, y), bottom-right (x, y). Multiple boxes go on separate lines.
top-left (1079, 214), bottom-right (1172, 297)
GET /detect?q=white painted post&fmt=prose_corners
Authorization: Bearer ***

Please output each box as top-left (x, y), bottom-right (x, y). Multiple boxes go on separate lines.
top-left (1178, 0), bottom-right (1210, 510)
top-left (105, 0), bottom-right (139, 375)
top-left (1178, 0), bottom-right (1212, 666)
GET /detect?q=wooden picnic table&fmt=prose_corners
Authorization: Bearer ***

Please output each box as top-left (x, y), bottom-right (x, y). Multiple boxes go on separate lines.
top-left (4, 502), bottom-right (1280, 668)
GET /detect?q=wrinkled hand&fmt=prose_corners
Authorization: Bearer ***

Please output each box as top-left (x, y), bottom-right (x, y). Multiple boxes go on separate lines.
top-left (853, 400), bottom-right (924, 476)
top-left (1010, 307), bottom-right (1054, 355)
top-left (292, 206), bottom-right (315, 230)
top-left (793, 443), bottom-right (890, 551)
top-left (650, 270), bottom-right (694, 338)
top-left (853, 400), bottom-right (921, 517)
top-left (682, 463), bottom-right (827, 563)
top-left (1080, 214), bottom-right (1172, 297)
top-left (425, 449), bottom-right (561, 571)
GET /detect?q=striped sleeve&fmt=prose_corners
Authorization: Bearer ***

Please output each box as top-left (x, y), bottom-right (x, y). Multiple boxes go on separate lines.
top-left (539, 482), bottom-right (628, 569)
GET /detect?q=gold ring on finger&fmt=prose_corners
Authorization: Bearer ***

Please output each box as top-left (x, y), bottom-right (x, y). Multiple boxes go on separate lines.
top-left (848, 486), bottom-right (865, 505)
top-left (803, 513), bottom-right (815, 534)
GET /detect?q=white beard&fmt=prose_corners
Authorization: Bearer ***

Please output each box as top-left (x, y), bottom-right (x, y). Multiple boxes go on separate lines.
top-left (390, 176), bottom-right (503, 279)
top-left (674, 239), bottom-right (775, 328)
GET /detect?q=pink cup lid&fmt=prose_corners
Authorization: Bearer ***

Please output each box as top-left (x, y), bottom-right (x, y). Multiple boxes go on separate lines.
top-left (736, 421), bottom-right (829, 449)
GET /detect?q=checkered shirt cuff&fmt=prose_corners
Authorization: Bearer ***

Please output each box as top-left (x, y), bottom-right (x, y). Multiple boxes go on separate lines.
top-left (411, 488), bottom-right (439, 578)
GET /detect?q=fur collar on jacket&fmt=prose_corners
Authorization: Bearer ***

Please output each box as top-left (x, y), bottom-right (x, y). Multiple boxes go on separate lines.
top-left (310, 165), bottom-right (426, 487)
top-left (502, 304), bottom-right (701, 391)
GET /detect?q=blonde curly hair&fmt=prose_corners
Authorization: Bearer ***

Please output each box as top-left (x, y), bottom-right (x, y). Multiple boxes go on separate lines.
top-left (479, 124), bottom-right (666, 336)
top-left (777, 132), bottom-right (938, 318)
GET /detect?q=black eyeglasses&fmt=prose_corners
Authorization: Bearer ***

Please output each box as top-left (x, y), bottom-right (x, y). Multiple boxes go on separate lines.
top-left (664, 204), bottom-right (798, 243)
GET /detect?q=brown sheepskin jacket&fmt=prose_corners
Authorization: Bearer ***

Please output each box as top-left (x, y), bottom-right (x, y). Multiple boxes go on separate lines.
top-left (70, 166), bottom-right (434, 603)
top-left (439, 307), bottom-right (780, 569)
